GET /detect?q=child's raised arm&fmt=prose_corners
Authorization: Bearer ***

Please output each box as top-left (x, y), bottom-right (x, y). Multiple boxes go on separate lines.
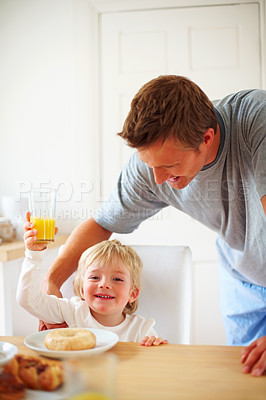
top-left (17, 247), bottom-right (71, 325)
top-left (140, 336), bottom-right (168, 347)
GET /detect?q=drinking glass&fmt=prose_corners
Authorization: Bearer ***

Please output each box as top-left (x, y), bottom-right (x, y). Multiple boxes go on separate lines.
top-left (66, 353), bottom-right (117, 400)
top-left (28, 188), bottom-right (56, 242)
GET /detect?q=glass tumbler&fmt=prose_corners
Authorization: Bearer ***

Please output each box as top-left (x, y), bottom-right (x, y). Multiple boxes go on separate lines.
top-left (28, 188), bottom-right (57, 242)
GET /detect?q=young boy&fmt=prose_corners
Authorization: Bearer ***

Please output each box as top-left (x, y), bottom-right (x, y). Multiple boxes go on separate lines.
top-left (17, 226), bottom-right (168, 346)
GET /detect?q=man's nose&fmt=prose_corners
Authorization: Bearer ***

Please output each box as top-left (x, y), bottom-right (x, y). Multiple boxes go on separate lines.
top-left (152, 167), bottom-right (168, 185)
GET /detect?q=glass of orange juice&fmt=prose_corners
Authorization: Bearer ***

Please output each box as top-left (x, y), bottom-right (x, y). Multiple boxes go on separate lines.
top-left (65, 354), bottom-right (117, 400)
top-left (29, 188), bottom-right (56, 242)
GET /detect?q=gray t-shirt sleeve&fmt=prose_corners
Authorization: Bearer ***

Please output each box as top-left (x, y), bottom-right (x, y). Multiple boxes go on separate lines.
top-left (94, 152), bottom-right (168, 233)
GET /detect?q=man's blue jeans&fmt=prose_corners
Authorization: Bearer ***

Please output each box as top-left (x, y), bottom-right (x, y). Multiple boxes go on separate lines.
top-left (216, 237), bottom-right (266, 346)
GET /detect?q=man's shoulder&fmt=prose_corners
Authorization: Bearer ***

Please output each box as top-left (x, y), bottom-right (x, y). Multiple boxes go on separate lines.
top-left (126, 151), bottom-right (147, 171)
top-left (123, 150), bottom-right (155, 186)
top-left (215, 89), bottom-right (266, 109)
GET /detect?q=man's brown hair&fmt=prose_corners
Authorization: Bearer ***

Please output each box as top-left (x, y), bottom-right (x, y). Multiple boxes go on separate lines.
top-left (118, 75), bottom-right (217, 149)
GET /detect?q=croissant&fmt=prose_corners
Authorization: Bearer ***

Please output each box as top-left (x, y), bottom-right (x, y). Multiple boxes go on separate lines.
top-left (4, 354), bottom-right (64, 391)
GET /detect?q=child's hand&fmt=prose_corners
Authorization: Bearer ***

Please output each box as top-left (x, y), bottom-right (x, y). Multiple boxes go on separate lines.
top-left (241, 336), bottom-right (266, 377)
top-left (140, 336), bottom-right (168, 347)
top-left (24, 211), bottom-right (47, 251)
top-left (24, 211), bottom-right (58, 251)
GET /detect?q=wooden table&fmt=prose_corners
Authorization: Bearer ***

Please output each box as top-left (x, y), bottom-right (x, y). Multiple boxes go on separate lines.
top-left (1, 337), bottom-right (265, 400)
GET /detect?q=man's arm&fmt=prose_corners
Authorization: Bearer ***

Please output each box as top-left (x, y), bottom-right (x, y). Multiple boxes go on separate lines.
top-left (261, 195), bottom-right (266, 216)
top-left (43, 217), bottom-right (112, 296)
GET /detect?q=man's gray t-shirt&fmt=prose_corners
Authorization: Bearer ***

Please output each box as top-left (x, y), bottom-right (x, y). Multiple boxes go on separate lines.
top-left (95, 89), bottom-right (266, 286)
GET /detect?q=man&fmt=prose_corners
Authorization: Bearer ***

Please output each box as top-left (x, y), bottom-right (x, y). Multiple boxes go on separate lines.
top-left (38, 75), bottom-right (266, 375)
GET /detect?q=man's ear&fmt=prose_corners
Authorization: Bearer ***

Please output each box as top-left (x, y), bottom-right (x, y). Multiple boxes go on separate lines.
top-left (203, 127), bottom-right (215, 147)
top-left (129, 288), bottom-right (139, 303)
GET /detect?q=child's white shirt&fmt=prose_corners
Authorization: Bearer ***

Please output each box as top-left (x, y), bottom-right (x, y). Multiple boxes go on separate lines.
top-left (17, 249), bottom-right (157, 342)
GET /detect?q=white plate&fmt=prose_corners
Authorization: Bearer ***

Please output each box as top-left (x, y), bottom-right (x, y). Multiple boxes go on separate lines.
top-left (24, 328), bottom-right (119, 359)
top-left (27, 385), bottom-right (71, 400)
top-left (0, 341), bottom-right (17, 366)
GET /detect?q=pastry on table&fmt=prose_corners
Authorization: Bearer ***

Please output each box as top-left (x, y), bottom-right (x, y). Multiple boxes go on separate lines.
top-left (3, 353), bottom-right (64, 391)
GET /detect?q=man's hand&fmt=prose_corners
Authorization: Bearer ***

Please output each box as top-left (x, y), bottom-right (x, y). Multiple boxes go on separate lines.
top-left (241, 336), bottom-right (266, 377)
top-left (39, 320), bottom-right (69, 331)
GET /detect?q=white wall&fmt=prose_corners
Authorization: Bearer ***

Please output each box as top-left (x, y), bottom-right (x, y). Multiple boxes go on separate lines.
top-left (0, 0), bottom-right (97, 234)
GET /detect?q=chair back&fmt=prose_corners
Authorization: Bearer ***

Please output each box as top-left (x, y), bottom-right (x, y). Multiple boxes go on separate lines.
top-left (133, 245), bottom-right (192, 344)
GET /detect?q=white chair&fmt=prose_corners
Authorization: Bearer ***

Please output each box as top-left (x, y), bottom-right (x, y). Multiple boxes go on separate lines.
top-left (60, 244), bottom-right (192, 344)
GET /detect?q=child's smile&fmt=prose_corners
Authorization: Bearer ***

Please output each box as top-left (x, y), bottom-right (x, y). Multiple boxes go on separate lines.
top-left (94, 294), bottom-right (115, 299)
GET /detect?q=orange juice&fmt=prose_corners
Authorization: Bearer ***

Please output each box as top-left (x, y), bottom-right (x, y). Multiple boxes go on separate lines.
top-left (30, 216), bottom-right (55, 242)
top-left (68, 394), bottom-right (113, 400)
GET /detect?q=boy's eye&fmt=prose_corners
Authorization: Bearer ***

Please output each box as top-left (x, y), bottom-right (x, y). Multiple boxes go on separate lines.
top-left (89, 276), bottom-right (99, 280)
top-left (113, 277), bottom-right (123, 282)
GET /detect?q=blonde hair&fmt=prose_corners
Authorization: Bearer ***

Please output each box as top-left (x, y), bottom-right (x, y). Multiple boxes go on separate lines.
top-left (73, 239), bottom-right (143, 315)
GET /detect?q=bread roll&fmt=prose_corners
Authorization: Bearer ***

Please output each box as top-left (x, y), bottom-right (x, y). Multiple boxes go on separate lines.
top-left (44, 328), bottom-right (96, 351)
